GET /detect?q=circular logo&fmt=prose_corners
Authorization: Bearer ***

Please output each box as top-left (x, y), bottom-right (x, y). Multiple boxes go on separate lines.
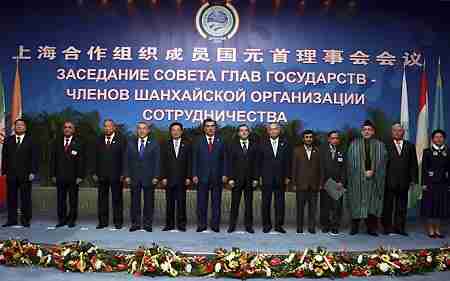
top-left (196, 3), bottom-right (239, 42)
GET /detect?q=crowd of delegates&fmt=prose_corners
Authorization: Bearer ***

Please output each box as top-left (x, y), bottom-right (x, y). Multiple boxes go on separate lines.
top-left (1, 118), bottom-right (449, 239)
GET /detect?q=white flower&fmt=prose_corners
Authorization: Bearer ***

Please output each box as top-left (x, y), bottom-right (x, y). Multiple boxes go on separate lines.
top-left (378, 262), bottom-right (390, 273)
top-left (265, 267), bottom-right (272, 277)
top-left (225, 252), bottom-right (236, 261)
top-left (87, 246), bottom-right (97, 254)
top-left (338, 263), bottom-right (345, 272)
top-left (62, 248), bottom-right (71, 257)
top-left (229, 260), bottom-right (239, 269)
top-left (131, 261), bottom-right (138, 272)
top-left (0, 243), bottom-right (4, 249)
top-left (314, 255), bottom-right (324, 262)
top-left (390, 253), bottom-right (400, 259)
top-left (95, 260), bottom-right (103, 270)
top-left (357, 255), bottom-right (363, 264)
top-left (161, 261), bottom-right (171, 272)
top-left (214, 263), bottom-right (222, 273)
top-left (426, 256), bottom-right (433, 263)
top-left (285, 253), bottom-right (295, 263)
top-left (37, 249), bottom-right (43, 258)
top-left (185, 263), bottom-right (192, 273)
top-left (308, 262), bottom-right (314, 271)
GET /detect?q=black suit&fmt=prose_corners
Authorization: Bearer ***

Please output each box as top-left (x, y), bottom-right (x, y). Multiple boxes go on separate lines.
top-left (319, 144), bottom-right (346, 231)
top-left (160, 138), bottom-right (191, 229)
top-left (1, 134), bottom-right (38, 225)
top-left (227, 139), bottom-right (258, 229)
top-left (50, 136), bottom-right (84, 225)
top-left (257, 138), bottom-right (291, 230)
top-left (382, 139), bottom-right (418, 232)
top-left (91, 133), bottom-right (127, 227)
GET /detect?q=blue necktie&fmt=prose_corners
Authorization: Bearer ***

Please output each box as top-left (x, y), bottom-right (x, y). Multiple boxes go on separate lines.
top-left (139, 139), bottom-right (145, 158)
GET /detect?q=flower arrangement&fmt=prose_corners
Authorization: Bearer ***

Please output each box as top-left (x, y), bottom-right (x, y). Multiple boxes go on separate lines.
top-left (0, 239), bottom-right (449, 279)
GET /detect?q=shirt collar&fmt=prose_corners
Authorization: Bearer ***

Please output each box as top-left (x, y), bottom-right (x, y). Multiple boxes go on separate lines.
top-left (16, 134), bottom-right (25, 140)
top-left (139, 136), bottom-right (148, 143)
top-left (270, 137), bottom-right (279, 143)
top-left (432, 143), bottom-right (445, 151)
top-left (206, 135), bottom-right (215, 142)
top-left (64, 136), bottom-right (73, 142)
top-left (105, 133), bottom-right (115, 140)
top-left (240, 138), bottom-right (248, 144)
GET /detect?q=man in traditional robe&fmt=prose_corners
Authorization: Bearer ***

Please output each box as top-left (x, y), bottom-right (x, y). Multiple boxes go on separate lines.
top-left (347, 120), bottom-right (387, 236)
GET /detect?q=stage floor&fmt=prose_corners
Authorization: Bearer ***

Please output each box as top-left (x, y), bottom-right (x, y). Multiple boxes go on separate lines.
top-left (0, 216), bottom-right (448, 254)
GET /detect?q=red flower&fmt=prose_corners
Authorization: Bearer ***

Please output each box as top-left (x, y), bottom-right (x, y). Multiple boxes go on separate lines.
top-left (294, 269), bottom-right (305, 278)
top-left (116, 263), bottom-right (128, 271)
top-left (0, 254), bottom-right (5, 264)
top-left (270, 257), bottom-right (282, 266)
top-left (147, 264), bottom-right (156, 273)
top-left (339, 271), bottom-right (350, 278)
top-left (419, 250), bottom-right (429, 257)
top-left (133, 271), bottom-right (142, 277)
top-left (206, 262), bottom-right (214, 273)
top-left (368, 259), bottom-right (377, 267)
top-left (446, 259), bottom-right (450, 266)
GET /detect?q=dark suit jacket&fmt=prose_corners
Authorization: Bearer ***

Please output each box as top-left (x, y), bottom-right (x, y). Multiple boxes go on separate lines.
top-left (161, 138), bottom-right (192, 186)
top-left (320, 144), bottom-right (346, 187)
top-left (91, 133), bottom-right (127, 181)
top-left (192, 135), bottom-right (226, 185)
top-left (257, 138), bottom-right (291, 187)
top-left (1, 134), bottom-right (38, 180)
top-left (227, 138), bottom-right (258, 187)
top-left (123, 137), bottom-right (160, 185)
top-left (385, 139), bottom-right (418, 190)
top-left (421, 147), bottom-right (450, 186)
top-left (292, 145), bottom-right (321, 192)
top-left (50, 136), bottom-right (84, 181)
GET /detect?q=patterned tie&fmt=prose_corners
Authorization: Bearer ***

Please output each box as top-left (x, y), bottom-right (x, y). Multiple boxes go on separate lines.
top-left (330, 145), bottom-right (336, 160)
top-left (174, 140), bottom-right (180, 158)
top-left (242, 140), bottom-right (248, 154)
top-left (106, 136), bottom-right (111, 149)
top-left (396, 140), bottom-right (402, 156)
top-left (64, 138), bottom-right (70, 152)
top-left (208, 137), bottom-right (213, 153)
top-left (139, 139), bottom-right (145, 158)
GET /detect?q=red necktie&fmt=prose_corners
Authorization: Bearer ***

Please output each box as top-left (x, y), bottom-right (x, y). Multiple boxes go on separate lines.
top-left (208, 137), bottom-right (213, 153)
top-left (64, 138), bottom-right (70, 152)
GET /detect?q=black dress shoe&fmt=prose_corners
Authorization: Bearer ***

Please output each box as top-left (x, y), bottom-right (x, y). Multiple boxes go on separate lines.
top-left (211, 227), bottom-right (220, 233)
top-left (114, 224), bottom-right (123, 230)
top-left (246, 227), bottom-right (255, 234)
top-left (321, 228), bottom-right (329, 234)
top-left (55, 223), bottom-right (66, 228)
top-left (2, 222), bottom-right (17, 227)
top-left (177, 226), bottom-right (186, 232)
top-left (308, 228), bottom-right (316, 234)
top-left (367, 230), bottom-right (378, 237)
top-left (162, 226), bottom-right (174, 231)
top-left (395, 231), bottom-right (408, 236)
top-left (68, 223), bottom-right (76, 228)
top-left (22, 223), bottom-right (30, 228)
top-left (227, 226), bottom-right (235, 233)
top-left (435, 233), bottom-right (445, 239)
top-left (96, 224), bottom-right (108, 229)
top-left (144, 226), bottom-right (152, 232)
top-left (129, 225), bottom-right (141, 232)
top-left (428, 233), bottom-right (437, 239)
top-left (297, 228), bottom-right (303, 234)
top-left (196, 226), bottom-right (207, 232)
top-left (263, 227), bottom-right (271, 233)
top-left (330, 229), bottom-right (339, 235)
top-left (275, 227), bottom-right (286, 233)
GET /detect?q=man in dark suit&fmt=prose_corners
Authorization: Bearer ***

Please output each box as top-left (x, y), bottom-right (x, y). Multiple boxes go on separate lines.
top-left (382, 122), bottom-right (418, 236)
top-left (292, 130), bottom-right (321, 234)
top-left (192, 118), bottom-right (227, 233)
top-left (258, 122), bottom-right (291, 233)
top-left (160, 122), bottom-right (191, 232)
top-left (319, 130), bottom-right (346, 235)
top-left (2, 119), bottom-right (38, 227)
top-left (124, 121), bottom-right (160, 232)
top-left (227, 124), bottom-right (259, 234)
top-left (91, 119), bottom-right (127, 230)
top-left (50, 121), bottom-right (84, 228)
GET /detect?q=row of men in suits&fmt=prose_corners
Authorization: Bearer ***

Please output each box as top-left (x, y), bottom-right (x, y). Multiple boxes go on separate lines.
top-left (1, 118), bottom-right (418, 237)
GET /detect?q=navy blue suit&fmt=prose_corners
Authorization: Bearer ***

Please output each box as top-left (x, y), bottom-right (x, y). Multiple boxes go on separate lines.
top-left (124, 137), bottom-right (160, 228)
top-left (192, 135), bottom-right (226, 229)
